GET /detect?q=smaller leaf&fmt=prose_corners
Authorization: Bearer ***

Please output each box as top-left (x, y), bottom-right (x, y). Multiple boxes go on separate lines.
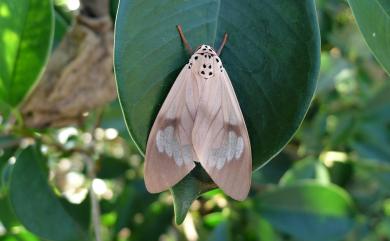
top-left (0, 195), bottom-right (19, 230)
top-left (347, 0), bottom-right (390, 74)
top-left (279, 158), bottom-right (330, 186)
top-left (171, 165), bottom-right (216, 224)
top-left (256, 182), bottom-right (356, 241)
top-left (9, 145), bottom-right (88, 241)
top-left (257, 218), bottom-right (282, 241)
top-left (60, 196), bottom-right (91, 231)
top-left (0, 147), bottom-right (17, 193)
top-left (0, 0), bottom-right (54, 108)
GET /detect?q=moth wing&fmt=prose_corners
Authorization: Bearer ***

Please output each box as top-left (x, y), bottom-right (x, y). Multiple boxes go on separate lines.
top-left (145, 65), bottom-right (196, 193)
top-left (192, 70), bottom-right (252, 200)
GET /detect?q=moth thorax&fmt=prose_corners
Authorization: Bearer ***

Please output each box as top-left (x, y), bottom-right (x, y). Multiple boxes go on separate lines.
top-left (199, 61), bottom-right (214, 79)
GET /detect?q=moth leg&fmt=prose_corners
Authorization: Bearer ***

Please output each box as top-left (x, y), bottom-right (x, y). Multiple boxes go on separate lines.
top-left (177, 25), bottom-right (193, 55)
top-left (217, 33), bottom-right (228, 56)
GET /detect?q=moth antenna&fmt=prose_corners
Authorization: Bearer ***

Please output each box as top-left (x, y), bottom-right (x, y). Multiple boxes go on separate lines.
top-left (177, 25), bottom-right (193, 55)
top-left (217, 32), bottom-right (228, 56)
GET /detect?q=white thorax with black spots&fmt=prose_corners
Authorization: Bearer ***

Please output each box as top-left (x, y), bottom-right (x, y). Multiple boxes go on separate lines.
top-left (188, 45), bottom-right (224, 79)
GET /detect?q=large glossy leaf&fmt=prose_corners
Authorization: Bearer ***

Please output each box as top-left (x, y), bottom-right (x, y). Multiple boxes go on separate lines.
top-left (115, 0), bottom-right (320, 167)
top-left (256, 182), bottom-right (356, 241)
top-left (114, 0), bottom-right (320, 221)
top-left (347, 0), bottom-right (390, 74)
top-left (9, 146), bottom-right (88, 241)
top-left (0, 0), bottom-right (54, 108)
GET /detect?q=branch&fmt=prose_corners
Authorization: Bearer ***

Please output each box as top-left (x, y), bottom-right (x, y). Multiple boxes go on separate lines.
top-left (85, 155), bottom-right (103, 241)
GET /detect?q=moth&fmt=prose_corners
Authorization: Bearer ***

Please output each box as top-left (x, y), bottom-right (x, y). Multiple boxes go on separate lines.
top-left (144, 25), bottom-right (251, 200)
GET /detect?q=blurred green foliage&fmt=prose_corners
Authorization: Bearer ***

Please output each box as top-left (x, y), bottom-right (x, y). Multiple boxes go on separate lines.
top-left (0, 0), bottom-right (389, 241)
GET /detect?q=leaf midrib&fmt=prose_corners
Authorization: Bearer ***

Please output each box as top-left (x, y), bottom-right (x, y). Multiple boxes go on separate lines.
top-left (8, 0), bottom-right (30, 105)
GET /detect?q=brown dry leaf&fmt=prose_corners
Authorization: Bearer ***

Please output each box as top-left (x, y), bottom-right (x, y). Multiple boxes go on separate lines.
top-left (22, 16), bottom-right (116, 128)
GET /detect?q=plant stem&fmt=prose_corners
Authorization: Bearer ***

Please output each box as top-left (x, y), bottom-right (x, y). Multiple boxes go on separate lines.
top-left (85, 155), bottom-right (103, 241)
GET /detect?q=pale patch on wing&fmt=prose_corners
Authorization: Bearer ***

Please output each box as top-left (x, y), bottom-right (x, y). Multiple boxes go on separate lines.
top-left (207, 131), bottom-right (245, 170)
top-left (235, 136), bottom-right (244, 159)
top-left (156, 126), bottom-right (193, 166)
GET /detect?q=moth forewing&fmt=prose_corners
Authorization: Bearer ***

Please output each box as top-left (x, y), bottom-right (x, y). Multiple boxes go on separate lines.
top-left (192, 63), bottom-right (252, 201)
top-left (144, 66), bottom-right (196, 193)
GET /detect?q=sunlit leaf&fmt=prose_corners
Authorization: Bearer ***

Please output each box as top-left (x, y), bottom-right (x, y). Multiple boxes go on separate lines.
top-left (0, 0), bottom-right (54, 108)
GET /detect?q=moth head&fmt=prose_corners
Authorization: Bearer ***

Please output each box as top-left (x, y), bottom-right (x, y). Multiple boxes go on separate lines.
top-left (189, 45), bottom-right (223, 79)
top-left (194, 45), bottom-right (217, 55)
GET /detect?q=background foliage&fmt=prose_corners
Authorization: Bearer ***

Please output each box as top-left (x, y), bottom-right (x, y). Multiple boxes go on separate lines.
top-left (0, 0), bottom-right (390, 241)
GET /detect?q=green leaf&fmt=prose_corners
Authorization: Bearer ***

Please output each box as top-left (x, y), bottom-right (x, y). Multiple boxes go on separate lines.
top-left (60, 196), bottom-right (91, 232)
top-left (256, 182), bottom-right (356, 241)
top-left (114, 0), bottom-right (320, 219)
top-left (0, 146), bottom-right (17, 194)
top-left (279, 158), bottom-right (330, 186)
top-left (115, 0), bottom-right (320, 169)
top-left (0, 0), bottom-right (54, 108)
top-left (257, 218), bottom-right (282, 241)
top-left (9, 145), bottom-right (88, 241)
top-left (347, 0), bottom-right (390, 74)
top-left (171, 164), bottom-right (216, 224)
top-left (0, 195), bottom-right (19, 230)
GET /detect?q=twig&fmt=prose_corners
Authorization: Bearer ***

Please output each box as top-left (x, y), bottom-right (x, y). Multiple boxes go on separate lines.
top-left (85, 155), bottom-right (103, 241)
top-left (91, 107), bottom-right (104, 132)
